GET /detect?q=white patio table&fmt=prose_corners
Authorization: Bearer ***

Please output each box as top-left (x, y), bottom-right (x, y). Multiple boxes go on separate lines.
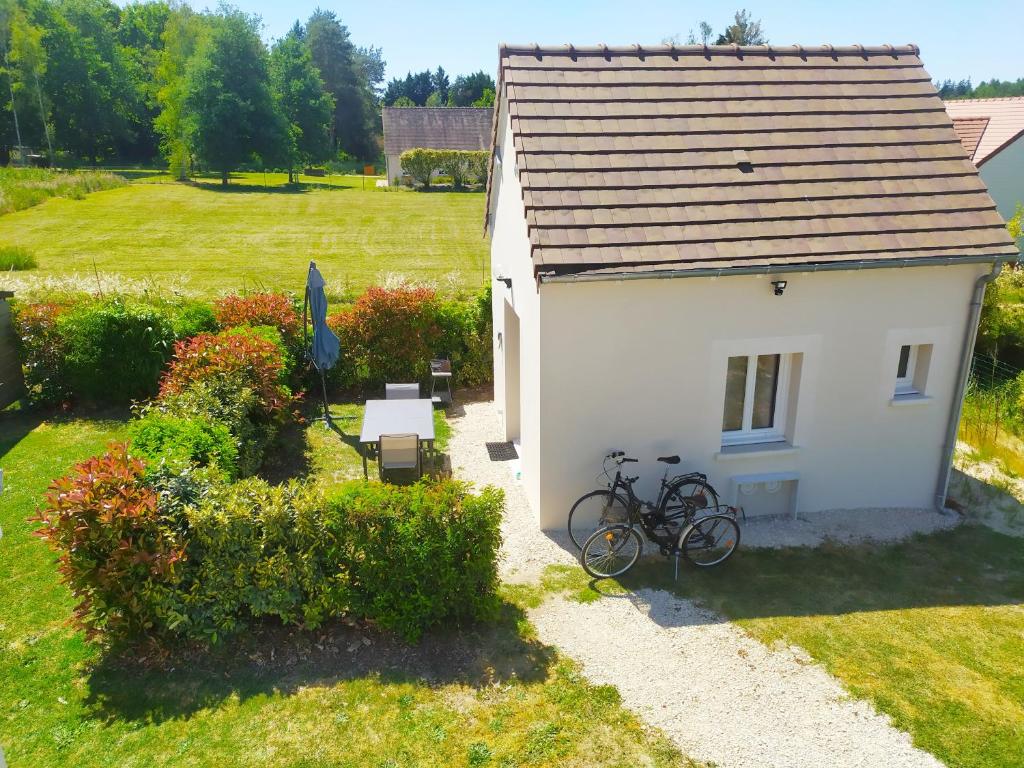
top-left (358, 398), bottom-right (435, 478)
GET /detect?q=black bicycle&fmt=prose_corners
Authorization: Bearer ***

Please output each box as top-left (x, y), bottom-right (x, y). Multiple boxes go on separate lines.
top-left (571, 452), bottom-right (741, 579)
top-left (567, 451), bottom-right (720, 549)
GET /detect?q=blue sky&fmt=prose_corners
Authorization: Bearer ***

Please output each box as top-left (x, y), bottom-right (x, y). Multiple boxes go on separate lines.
top-left (133, 1), bottom-right (1023, 85)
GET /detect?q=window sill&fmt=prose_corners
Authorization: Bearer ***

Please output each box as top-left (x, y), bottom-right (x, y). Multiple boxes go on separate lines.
top-left (715, 442), bottom-right (801, 461)
top-left (889, 394), bottom-right (933, 407)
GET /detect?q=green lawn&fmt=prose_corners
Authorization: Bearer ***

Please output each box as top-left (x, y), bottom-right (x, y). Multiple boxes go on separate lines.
top-left (0, 405), bottom-right (693, 767)
top-left (0, 172), bottom-right (489, 299)
top-left (551, 524), bottom-right (1024, 768)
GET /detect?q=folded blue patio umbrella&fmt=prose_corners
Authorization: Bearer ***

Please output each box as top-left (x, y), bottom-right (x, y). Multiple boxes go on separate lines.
top-left (303, 261), bottom-right (341, 422)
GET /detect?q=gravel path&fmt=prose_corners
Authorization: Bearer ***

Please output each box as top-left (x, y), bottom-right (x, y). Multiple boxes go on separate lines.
top-left (447, 400), bottom-right (945, 768)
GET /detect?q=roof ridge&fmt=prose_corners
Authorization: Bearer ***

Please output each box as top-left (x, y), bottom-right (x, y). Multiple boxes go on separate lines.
top-left (499, 42), bottom-right (921, 58)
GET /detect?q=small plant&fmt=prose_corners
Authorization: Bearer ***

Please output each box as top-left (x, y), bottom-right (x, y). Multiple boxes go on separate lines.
top-left (0, 246), bottom-right (37, 271)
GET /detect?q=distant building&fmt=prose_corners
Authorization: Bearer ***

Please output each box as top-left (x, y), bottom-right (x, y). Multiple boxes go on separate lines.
top-left (946, 97), bottom-right (1024, 220)
top-left (381, 106), bottom-right (492, 184)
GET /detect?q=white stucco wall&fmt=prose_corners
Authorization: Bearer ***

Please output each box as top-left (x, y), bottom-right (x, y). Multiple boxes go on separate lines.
top-left (527, 265), bottom-right (985, 529)
top-left (490, 106), bottom-right (544, 514)
top-left (385, 154), bottom-right (402, 185)
top-left (980, 135), bottom-right (1024, 221)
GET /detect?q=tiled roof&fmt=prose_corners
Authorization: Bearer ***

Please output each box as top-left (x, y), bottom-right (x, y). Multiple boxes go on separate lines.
top-left (488, 44), bottom-right (1018, 278)
top-left (944, 97), bottom-right (1024, 165)
top-left (950, 117), bottom-right (989, 159)
top-left (382, 107), bottom-right (492, 155)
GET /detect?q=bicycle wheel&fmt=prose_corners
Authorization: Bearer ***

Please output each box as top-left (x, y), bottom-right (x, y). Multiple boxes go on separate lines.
top-left (580, 525), bottom-right (643, 579)
top-left (660, 479), bottom-right (720, 539)
top-left (679, 514), bottom-right (740, 568)
top-left (567, 490), bottom-right (630, 549)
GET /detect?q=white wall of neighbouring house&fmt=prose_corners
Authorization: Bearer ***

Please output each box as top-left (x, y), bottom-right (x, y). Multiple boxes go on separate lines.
top-left (980, 135), bottom-right (1024, 221)
top-left (385, 154), bottom-right (402, 185)
top-left (489, 106), bottom-right (544, 515)
top-left (525, 263), bottom-right (987, 530)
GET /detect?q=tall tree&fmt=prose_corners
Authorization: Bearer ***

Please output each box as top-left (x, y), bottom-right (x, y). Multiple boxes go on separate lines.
top-left (10, 8), bottom-right (53, 163)
top-left (116, 0), bottom-right (172, 162)
top-left (716, 9), bottom-right (766, 45)
top-left (305, 9), bottom-right (376, 160)
top-left (448, 71), bottom-right (494, 106)
top-left (270, 23), bottom-right (333, 183)
top-left (0, 0), bottom-right (24, 156)
top-left (432, 66), bottom-right (449, 103)
top-left (154, 4), bottom-right (206, 179)
top-left (184, 9), bottom-right (283, 184)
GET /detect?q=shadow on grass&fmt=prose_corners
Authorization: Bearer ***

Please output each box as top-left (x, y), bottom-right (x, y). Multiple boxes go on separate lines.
top-left (0, 402), bottom-right (130, 462)
top-left (615, 523), bottom-right (1024, 627)
top-left (185, 177), bottom-right (359, 194)
top-left (83, 600), bottom-right (554, 725)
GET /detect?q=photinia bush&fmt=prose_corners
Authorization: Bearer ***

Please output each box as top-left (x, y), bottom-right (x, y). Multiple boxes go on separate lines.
top-left (31, 443), bottom-right (189, 643)
top-left (160, 329), bottom-right (295, 420)
top-left (128, 411), bottom-right (239, 480)
top-left (214, 292), bottom-right (299, 341)
top-left (329, 286), bottom-right (441, 389)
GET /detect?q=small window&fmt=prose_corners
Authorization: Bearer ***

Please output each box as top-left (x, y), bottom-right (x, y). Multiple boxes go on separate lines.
top-left (722, 353), bottom-right (790, 446)
top-left (892, 346), bottom-right (933, 399)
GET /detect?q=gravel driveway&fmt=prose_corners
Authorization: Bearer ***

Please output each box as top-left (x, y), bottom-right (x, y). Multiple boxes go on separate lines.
top-left (447, 399), bottom-right (946, 768)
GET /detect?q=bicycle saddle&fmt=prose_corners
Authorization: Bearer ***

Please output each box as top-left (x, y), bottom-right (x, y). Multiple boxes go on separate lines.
top-left (657, 455), bottom-right (681, 464)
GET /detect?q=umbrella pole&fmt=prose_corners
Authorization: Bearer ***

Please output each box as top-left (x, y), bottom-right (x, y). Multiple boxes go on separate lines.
top-left (319, 366), bottom-right (332, 426)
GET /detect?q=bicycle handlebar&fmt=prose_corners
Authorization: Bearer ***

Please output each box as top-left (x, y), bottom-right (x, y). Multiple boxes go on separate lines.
top-left (621, 457), bottom-right (638, 463)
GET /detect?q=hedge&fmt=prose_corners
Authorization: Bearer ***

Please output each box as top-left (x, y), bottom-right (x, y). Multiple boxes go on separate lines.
top-left (400, 148), bottom-right (488, 189)
top-left (33, 445), bottom-right (504, 646)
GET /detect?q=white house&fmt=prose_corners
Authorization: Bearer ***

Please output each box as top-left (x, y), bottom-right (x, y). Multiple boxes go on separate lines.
top-left (485, 43), bottom-right (1019, 530)
top-left (945, 97), bottom-right (1024, 222)
top-left (381, 106), bottom-right (492, 184)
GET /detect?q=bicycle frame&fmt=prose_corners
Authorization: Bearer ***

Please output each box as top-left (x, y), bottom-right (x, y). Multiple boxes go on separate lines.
top-left (601, 455), bottom-right (712, 548)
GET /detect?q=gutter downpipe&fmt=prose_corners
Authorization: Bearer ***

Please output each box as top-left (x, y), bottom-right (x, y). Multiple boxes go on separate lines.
top-left (935, 258), bottom-right (1004, 513)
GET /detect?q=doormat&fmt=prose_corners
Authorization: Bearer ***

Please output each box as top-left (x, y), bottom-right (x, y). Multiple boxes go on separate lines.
top-left (485, 441), bottom-right (518, 461)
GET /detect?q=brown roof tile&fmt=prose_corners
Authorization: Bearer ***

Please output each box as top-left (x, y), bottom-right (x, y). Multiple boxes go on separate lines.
top-left (486, 44), bottom-right (1018, 276)
top-left (382, 107), bottom-right (492, 155)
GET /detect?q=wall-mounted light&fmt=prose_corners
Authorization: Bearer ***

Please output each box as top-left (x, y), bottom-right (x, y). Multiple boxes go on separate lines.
top-left (771, 280), bottom-right (787, 296)
top-left (495, 274), bottom-right (512, 289)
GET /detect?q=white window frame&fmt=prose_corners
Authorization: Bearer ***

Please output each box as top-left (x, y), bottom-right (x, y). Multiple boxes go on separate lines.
top-left (721, 353), bottom-right (791, 447)
top-left (895, 344), bottom-right (919, 395)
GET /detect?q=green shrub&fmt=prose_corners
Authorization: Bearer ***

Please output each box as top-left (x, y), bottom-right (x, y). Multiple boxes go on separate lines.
top-left (37, 465), bottom-right (504, 646)
top-left (169, 300), bottom-right (219, 338)
top-left (0, 246), bottom-right (37, 270)
top-left (437, 287), bottom-right (493, 387)
top-left (129, 412), bottom-right (239, 479)
top-left (12, 301), bottom-right (72, 404)
top-left (56, 299), bottom-right (177, 403)
top-left (400, 148), bottom-right (442, 188)
top-left (329, 480), bottom-right (503, 640)
top-left (156, 379), bottom-right (276, 477)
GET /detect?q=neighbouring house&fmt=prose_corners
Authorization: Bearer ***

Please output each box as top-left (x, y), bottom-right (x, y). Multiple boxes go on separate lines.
top-left (485, 43), bottom-right (1019, 530)
top-left (945, 97), bottom-right (1024, 221)
top-left (381, 106), bottom-right (493, 184)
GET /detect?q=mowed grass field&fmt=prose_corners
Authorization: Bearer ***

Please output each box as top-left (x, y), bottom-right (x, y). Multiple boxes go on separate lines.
top-left (0, 172), bottom-right (490, 297)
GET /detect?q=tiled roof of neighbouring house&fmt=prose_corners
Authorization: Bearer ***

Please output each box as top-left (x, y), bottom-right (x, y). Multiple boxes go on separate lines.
top-left (944, 97), bottom-right (1024, 166)
top-left (382, 107), bottom-right (493, 155)
top-left (487, 44), bottom-right (1018, 278)
top-left (949, 117), bottom-right (990, 160)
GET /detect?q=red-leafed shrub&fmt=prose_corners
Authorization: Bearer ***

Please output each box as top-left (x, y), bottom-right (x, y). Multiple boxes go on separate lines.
top-left (31, 443), bottom-right (189, 643)
top-left (12, 301), bottom-right (71, 404)
top-left (328, 286), bottom-right (442, 388)
top-left (214, 292), bottom-right (299, 341)
top-left (160, 329), bottom-right (294, 420)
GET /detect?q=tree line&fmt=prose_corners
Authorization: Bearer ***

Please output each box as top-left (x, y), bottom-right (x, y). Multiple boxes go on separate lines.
top-left (0, 1), bottom-right (495, 181)
top-left (937, 78), bottom-right (1024, 100)
top-left (382, 67), bottom-right (495, 108)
